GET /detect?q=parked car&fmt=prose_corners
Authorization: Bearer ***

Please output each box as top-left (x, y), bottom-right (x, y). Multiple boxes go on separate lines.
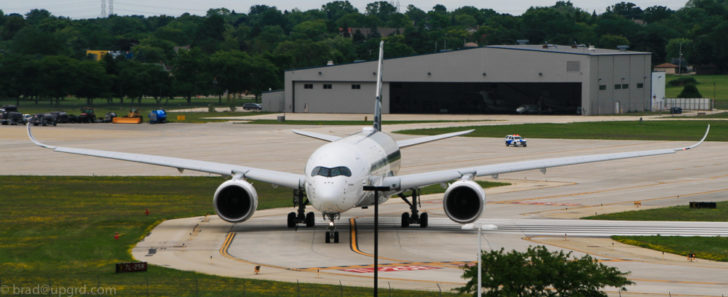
top-left (1, 111), bottom-right (25, 125)
top-left (505, 134), bottom-right (527, 147)
top-left (30, 113), bottom-right (57, 126)
top-left (243, 103), bottom-right (263, 110)
top-left (670, 107), bottom-right (683, 114)
top-left (51, 111), bottom-right (70, 123)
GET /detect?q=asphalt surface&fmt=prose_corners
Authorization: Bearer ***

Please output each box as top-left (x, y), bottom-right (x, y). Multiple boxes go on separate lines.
top-left (3, 114), bottom-right (728, 296)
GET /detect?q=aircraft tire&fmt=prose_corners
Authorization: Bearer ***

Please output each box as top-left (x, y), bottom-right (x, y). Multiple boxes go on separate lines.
top-left (419, 212), bottom-right (428, 228)
top-left (325, 232), bottom-right (331, 243)
top-left (287, 212), bottom-right (296, 228)
top-left (305, 212), bottom-right (315, 227)
top-left (334, 231), bottom-right (339, 243)
top-left (401, 213), bottom-right (410, 228)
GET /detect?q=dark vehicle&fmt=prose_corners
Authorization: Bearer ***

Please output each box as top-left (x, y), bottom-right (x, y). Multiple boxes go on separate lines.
top-left (30, 113), bottom-right (57, 126)
top-left (243, 103), bottom-right (262, 111)
top-left (102, 112), bottom-right (117, 123)
top-left (2, 105), bottom-right (18, 112)
top-left (78, 107), bottom-right (96, 123)
top-left (1, 111), bottom-right (25, 125)
top-left (51, 111), bottom-right (70, 123)
top-left (670, 107), bottom-right (683, 114)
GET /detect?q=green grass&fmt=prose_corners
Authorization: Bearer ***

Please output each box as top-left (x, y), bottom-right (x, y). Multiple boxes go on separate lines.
top-left (585, 201), bottom-right (728, 262)
top-left (665, 74), bottom-right (728, 109)
top-left (396, 120), bottom-right (723, 141)
top-left (612, 236), bottom-right (728, 262)
top-left (243, 120), bottom-right (470, 125)
top-left (168, 111), bottom-right (271, 123)
top-left (584, 201), bottom-right (728, 222)
top-left (0, 176), bottom-right (464, 296)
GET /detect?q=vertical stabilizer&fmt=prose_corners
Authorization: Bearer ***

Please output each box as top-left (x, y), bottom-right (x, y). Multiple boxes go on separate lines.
top-left (373, 41), bottom-right (384, 131)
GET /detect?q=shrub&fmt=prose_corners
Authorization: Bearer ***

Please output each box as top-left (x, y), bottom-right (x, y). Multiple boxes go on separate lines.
top-left (677, 84), bottom-right (703, 98)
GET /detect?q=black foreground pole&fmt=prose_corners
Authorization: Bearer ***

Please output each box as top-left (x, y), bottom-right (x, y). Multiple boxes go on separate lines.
top-left (363, 185), bottom-right (391, 297)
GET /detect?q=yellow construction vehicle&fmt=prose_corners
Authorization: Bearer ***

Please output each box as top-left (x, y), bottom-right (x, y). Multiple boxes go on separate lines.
top-left (112, 108), bottom-right (143, 124)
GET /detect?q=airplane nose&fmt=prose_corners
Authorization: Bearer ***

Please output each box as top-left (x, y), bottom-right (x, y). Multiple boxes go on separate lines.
top-left (313, 184), bottom-right (344, 212)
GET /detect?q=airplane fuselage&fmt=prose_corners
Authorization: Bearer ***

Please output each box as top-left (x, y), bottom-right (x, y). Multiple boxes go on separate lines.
top-left (304, 127), bottom-right (400, 215)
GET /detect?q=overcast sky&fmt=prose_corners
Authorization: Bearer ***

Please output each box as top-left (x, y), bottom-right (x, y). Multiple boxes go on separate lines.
top-left (2, 0), bottom-right (689, 20)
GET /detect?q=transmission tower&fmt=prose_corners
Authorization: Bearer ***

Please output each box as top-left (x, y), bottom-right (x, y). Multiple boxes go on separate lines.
top-left (108, 0), bottom-right (113, 16)
top-left (101, 0), bottom-right (106, 18)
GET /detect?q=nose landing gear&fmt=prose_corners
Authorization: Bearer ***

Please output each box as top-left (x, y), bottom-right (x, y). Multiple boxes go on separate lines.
top-left (399, 189), bottom-right (428, 228)
top-left (324, 213), bottom-right (340, 243)
top-left (287, 189), bottom-right (315, 228)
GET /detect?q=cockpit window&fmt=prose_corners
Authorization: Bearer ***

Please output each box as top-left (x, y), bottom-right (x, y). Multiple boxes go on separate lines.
top-left (311, 166), bottom-right (352, 177)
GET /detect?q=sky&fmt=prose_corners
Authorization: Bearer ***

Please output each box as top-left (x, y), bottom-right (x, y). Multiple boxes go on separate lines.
top-left (1, 0), bottom-right (689, 19)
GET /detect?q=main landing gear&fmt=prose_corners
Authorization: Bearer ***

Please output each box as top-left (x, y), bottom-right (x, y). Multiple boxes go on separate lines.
top-left (399, 189), bottom-right (428, 228)
top-left (324, 213), bottom-right (340, 243)
top-left (287, 189), bottom-right (315, 228)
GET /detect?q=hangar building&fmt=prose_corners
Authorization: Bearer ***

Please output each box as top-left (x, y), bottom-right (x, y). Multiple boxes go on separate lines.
top-left (269, 44), bottom-right (652, 115)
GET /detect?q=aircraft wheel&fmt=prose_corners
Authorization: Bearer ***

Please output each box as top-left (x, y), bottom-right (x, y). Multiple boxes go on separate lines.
top-left (305, 212), bottom-right (315, 227)
top-left (334, 231), bottom-right (339, 243)
top-left (325, 232), bottom-right (331, 243)
top-left (419, 212), bottom-right (428, 228)
top-left (401, 213), bottom-right (410, 228)
top-left (287, 212), bottom-right (296, 228)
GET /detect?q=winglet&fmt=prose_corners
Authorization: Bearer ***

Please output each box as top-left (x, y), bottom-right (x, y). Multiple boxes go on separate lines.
top-left (680, 124), bottom-right (710, 151)
top-left (26, 123), bottom-right (56, 149)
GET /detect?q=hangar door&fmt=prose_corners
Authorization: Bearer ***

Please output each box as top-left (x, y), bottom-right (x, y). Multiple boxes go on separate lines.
top-left (390, 82), bottom-right (581, 114)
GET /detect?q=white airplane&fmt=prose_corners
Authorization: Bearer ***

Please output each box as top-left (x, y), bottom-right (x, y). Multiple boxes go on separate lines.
top-left (28, 42), bottom-right (709, 243)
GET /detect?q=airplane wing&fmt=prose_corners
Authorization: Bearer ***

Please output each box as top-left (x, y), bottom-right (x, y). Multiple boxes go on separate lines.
top-left (396, 129), bottom-right (474, 148)
top-left (27, 124), bottom-right (304, 189)
top-left (292, 129), bottom-right (341, 142)
top-left (381, 125), bottom-right (710, 190)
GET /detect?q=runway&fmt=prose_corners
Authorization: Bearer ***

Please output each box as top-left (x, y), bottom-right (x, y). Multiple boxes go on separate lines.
top-left (3, 117), bottom-right (728, 296)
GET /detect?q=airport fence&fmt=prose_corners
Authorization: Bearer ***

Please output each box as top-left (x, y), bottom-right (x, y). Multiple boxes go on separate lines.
top-left (0, 273), bottom-right (459, 297)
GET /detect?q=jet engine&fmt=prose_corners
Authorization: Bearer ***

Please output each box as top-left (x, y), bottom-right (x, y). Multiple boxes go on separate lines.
top-left (442, 180), bottom-right (485, 224)
top-left (213, 179), bottom-right (258, 223)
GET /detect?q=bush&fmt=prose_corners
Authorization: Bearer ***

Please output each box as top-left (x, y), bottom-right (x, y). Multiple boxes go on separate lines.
top-left (677, 84), bottom-right (703, 98)
top-left (668, 76), bottom-right (698, 87)
top-left (229, 105), bottom-right (237, 112)
top-left (208, 104), bottom-right (216, 112)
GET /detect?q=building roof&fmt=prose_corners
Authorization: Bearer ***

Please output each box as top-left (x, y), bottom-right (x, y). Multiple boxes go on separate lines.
top-left (655, 62), bottom-right (678, 68)
top-left (286, 44), bottom-right (650, 72)
top-left (487, 44), bottom-right (650, 56)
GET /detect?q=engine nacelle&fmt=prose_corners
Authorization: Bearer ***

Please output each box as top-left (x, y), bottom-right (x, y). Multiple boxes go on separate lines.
top-left (442, 180), bottom-right (486, 224)
top-left (213, 179), bottom-right (258, 223)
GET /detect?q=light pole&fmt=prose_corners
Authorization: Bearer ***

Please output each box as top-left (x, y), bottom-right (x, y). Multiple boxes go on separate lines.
top-left (462, 223), bottom-right (497, 297)
top-left (363, 185), bottom-right (391, 297)
top-left (477, 224), bottom-right (482, 297)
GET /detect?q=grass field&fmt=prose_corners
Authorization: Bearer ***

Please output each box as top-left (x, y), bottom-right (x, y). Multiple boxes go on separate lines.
top-left (396, 120), bottom-right (723, 142)
top-left (0, 176), bottom-right (474, 296)
top-left (665, 74), bottom-right (728, 109)
top-left (584, 201), bottom-right (728, 262)
top-left (242, 119), bottom-right (470, 126)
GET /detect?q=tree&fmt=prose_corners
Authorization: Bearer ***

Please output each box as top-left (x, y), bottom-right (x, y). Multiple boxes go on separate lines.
top-left (75, 60), bottom-right (111, 105)
top-left (459, 246), bottom-right (634, 297)
top-left (172, 48), bottom-right (210, 105)
top-left (598, 34), bottom-right (630, 49)
top-left (678, 84), bottom-right (703, 98)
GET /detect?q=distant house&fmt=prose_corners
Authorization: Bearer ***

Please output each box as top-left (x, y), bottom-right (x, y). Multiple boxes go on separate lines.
top-left (654, 63), bottom-right (678, 74)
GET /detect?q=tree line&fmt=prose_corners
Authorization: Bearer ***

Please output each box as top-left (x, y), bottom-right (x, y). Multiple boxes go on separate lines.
top-left (0, 0), bottom-right (727, 105)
